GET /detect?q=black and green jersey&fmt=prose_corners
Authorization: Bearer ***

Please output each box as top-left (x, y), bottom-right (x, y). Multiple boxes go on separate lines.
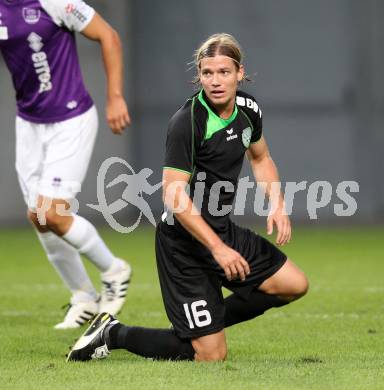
top-left (164, 89), bottom-right (263, 234)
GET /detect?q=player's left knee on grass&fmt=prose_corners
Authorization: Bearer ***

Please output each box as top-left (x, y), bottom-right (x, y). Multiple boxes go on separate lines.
top-left (193, 344), bottom-right (227, 362)
top-left (192, 331), bottom-right (227, 362)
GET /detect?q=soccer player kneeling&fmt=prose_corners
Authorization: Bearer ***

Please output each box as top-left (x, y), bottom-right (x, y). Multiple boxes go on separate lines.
top-left (67, 33), bottom-right (308, 362)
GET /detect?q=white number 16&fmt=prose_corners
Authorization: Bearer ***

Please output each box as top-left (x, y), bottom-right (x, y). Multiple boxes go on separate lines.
top-left (183, 300), bottom-right (212, 329)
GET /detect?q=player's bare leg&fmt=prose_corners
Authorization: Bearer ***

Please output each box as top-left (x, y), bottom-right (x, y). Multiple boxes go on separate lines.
top-left (223, 259), bottom-right (308, 328)
top-left (192, 330), bottom-right (227, 362)
top-left (33, 197), bottom-right (73, 236)
top-left (258, 259), bottom-right (309, 302)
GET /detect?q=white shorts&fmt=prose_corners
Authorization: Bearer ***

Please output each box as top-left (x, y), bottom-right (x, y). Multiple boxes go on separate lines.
top-left (15, 106), bottom-right (98, 210)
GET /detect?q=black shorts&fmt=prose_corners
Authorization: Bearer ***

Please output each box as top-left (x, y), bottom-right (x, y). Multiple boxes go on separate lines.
top-left (155, 220), bottom-right (287, 339)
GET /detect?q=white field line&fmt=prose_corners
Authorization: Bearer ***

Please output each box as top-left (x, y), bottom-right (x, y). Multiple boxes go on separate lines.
top-left (269, 311), bottom-right (384, 319)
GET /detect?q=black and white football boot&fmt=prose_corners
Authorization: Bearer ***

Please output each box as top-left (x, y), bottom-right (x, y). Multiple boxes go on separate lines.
top-left (66, 312), bottom-right (118, 362)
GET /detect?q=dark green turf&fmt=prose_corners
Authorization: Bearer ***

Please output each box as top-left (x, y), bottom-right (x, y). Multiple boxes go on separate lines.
top-left (0, 226), bottom-right (383, 389)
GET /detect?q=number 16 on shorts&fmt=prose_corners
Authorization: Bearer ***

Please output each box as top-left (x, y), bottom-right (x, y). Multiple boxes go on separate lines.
top-left (183, 300), bottom-right (212, 329)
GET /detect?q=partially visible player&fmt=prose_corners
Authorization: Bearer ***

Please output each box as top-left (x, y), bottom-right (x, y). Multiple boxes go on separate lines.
top-left (0, 0), bottom-right (132, 328)
top-left (67, 33), bottom-right (308, 362)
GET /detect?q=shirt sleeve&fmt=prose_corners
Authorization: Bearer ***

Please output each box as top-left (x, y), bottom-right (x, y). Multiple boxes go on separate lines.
top-left (163, 107), bottom-right (194, 175)
top-left (236, 92), bottom-right (263, 144)
top-left (40, 0), bottom-right (95, 32)
top-left (250, 107), bottom-right (262, 143)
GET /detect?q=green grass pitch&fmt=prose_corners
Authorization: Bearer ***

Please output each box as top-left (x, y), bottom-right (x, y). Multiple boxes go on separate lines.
top-left (1, 225), bottom-right (383, 389)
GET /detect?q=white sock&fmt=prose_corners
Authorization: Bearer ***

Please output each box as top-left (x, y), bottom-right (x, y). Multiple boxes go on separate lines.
top-left (37, 231), bottom-right (98, 300)
top-left (62, 215), bottom-right (116, 272)
top-left (102, 257), bottom-right (127, 276)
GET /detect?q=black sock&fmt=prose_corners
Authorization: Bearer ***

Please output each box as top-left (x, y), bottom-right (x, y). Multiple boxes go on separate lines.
top-left (224, 289), bottom-right (288, 327)
top-left (107, 324), bottom-right (195, 361)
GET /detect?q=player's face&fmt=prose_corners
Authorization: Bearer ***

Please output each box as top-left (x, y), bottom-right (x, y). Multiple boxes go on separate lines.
top-left (199, 55), bottom-right (244, 116)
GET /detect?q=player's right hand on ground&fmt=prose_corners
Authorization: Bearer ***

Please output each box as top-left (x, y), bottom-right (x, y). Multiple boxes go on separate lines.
top-left (211, 242), bottom-right (250, 281)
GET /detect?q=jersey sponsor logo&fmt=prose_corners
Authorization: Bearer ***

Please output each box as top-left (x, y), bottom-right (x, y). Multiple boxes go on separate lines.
top-left (242, 127), bottom-right (252, 148)
top-left (27, 33), bottom-right (53, 93)
top-left (226, 128), bottom-right (238, 142)
top-left (226, 133), bottom-right (238, 142)
top-left (65, 3), bottom-right (76, 13)
top-left (65, 3), bottom-right (87, 23)
top-left (236, 96), bottom-right (261, 116)
top-left (22, 8), bottom-right (41, 24)
top-left (27, 32), bottom-right (43, 51)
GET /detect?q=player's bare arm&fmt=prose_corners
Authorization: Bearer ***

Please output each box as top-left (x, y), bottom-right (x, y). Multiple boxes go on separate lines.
top-left (162, 168), bottom-right (250, 281)
top-left (246, 136), bottom-right (291, 246)
top-left (81, 13), bottom-right (131, 134)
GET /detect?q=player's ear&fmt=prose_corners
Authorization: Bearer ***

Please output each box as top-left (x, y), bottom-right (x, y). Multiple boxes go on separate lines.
top-left (237, 65), bottom-right (245, 82)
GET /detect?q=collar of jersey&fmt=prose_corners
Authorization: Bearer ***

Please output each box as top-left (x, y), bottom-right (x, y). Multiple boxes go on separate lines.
top-left (198, 90), bottom-right (238, 140)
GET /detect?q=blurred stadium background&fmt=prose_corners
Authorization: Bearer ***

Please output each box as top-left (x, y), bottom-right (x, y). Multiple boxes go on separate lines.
top-left (0, 0), bottom-right (383, 228)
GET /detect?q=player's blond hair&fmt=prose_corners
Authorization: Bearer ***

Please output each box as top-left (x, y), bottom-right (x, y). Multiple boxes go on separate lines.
top-left (192, 33), bottom-right (249, 84)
